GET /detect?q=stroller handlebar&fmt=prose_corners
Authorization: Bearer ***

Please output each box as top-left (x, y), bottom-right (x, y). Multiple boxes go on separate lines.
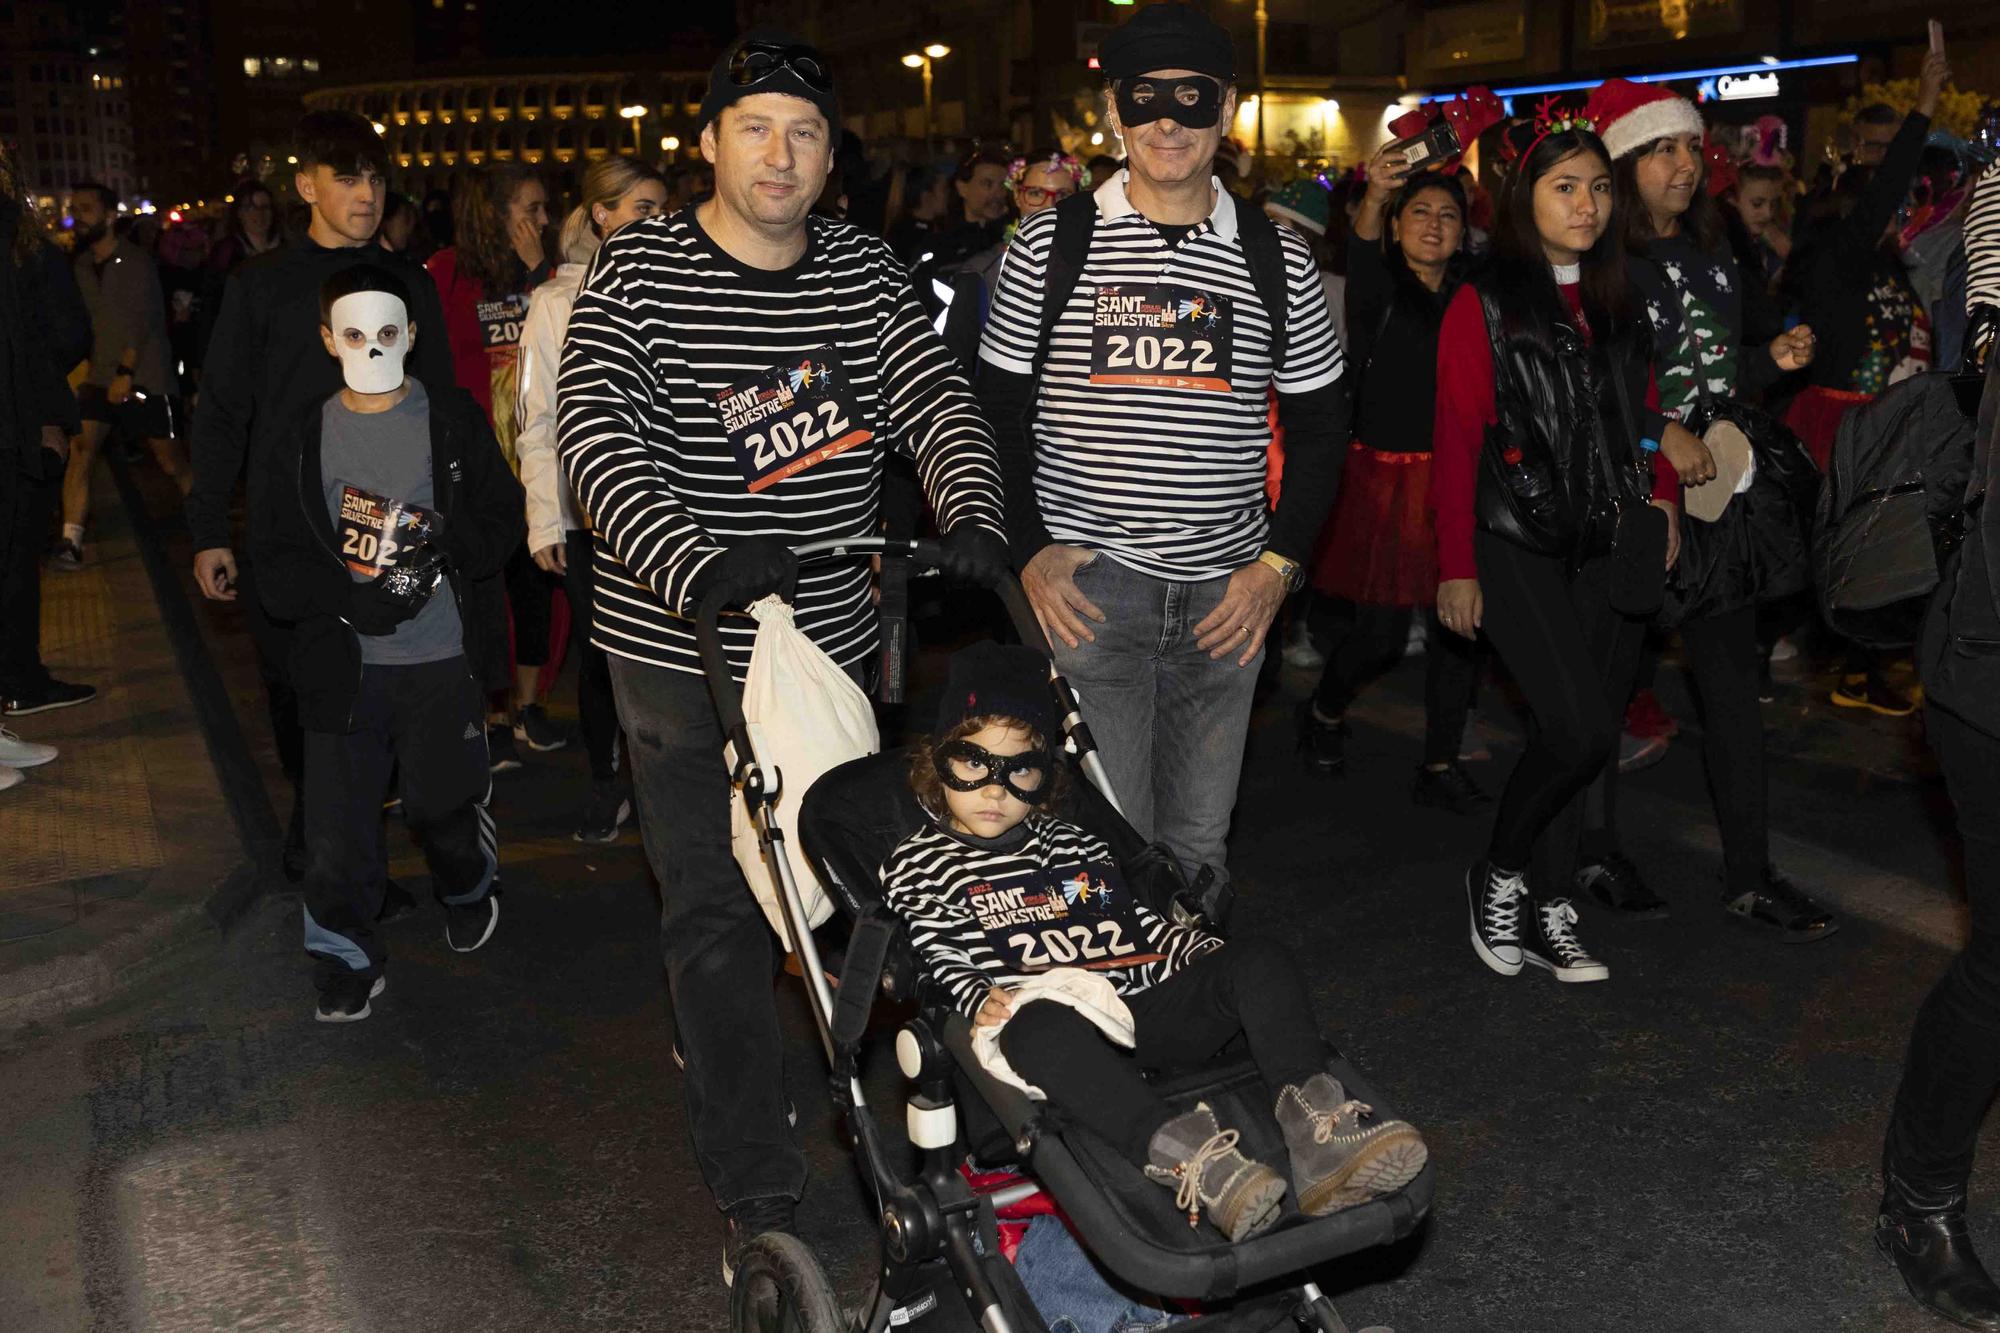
top-left (694, 535), bottom-right (1046, 732)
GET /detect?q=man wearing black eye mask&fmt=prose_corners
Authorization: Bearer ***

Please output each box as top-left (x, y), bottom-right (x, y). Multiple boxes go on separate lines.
top-left (977, 2), bottom-right (1350, 899)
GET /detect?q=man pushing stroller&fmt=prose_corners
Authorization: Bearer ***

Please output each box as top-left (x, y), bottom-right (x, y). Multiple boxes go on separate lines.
top-left (885, 643), bottom-right (1429, 1241)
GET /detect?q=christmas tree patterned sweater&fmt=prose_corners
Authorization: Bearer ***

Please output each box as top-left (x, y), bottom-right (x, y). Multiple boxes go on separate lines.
top-left (1626, 233), bottom-right (1787, 422)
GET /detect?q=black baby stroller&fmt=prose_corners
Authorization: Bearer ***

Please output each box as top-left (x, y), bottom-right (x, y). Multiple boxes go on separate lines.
top-left (698, 538), bottom-right (1433, 1333)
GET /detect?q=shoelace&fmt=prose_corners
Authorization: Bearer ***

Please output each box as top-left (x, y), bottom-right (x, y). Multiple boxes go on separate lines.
top-left (1539, 898), bottom-right (1594, 963)
top-left (1483, 871), bottom-right (1527, 942)
top-left (1171, 1129), bottom-right (1243, 1227)
top-left (1308, 1099), bottom-right (1376, 1144)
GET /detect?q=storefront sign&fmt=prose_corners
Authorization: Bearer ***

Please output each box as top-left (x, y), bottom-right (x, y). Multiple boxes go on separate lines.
top-left (1419, 1), bottom-right (1526, 69)
top-left (1712, 71), bottom-right (1781, 101)
top-left (1580, 0), bottom-right (1743, 50)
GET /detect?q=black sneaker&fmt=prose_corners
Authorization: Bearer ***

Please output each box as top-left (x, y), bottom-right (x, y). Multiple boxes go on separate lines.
top-left (722, 1196), bottom-right (798, 1287)
top-left (513, 703), bottom-right (570, 753)
top-left (316, 972), bottom-right (385, 1023)
top-left (3, 678), bottom-right (98, 716)
top-left (1296, 702), bottom-right (1347, 775)
top-left (1724, 868), bottom-right (1839, 943)
top-left (1831, 673), bottom-right (1916, 718)
top-left (49, 539), bottom-right (84, 572)
top-left (375, 877), bottom-right (419, 925)
top-left (1411, 762), bottom-right (1492, 814)
top-left (486, 724), bottom-right (523, 773)
top-left (1520, 898), bottom-right (1610, 983)
top-left (1575, 852), bottom-right (1669, 920)
top-left (445, 892), bottom-right (500, 953)
top-left (1467, 859), bottom-right (1528, 977)
top-left (574, 779), bottom-right (632, 844)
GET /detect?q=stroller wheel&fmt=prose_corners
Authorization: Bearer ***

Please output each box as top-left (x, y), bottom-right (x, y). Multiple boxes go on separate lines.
top-left (728, 1232), bottom-right (845, 1333)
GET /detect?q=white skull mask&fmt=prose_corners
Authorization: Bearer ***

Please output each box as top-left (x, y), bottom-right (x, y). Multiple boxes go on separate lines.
top-left (328, 290), bottom-right (411, 394)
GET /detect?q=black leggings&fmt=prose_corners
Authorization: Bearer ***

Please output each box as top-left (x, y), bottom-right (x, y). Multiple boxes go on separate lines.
top-left (1311, 600), bottom-right (1482, 767)
top-left (1580, 608), bottom-right (1768, 897)
top-left (1476, 532), bottom-right (1642, 894)
top-left (505, 541), bottom-right (553, 671)
top-left (1883, 706), bottom-right (2000, 1199)
top-left (564, 530), bottom-right (621, 782)
top-left (997, 939), bottom-right (1326, 1166)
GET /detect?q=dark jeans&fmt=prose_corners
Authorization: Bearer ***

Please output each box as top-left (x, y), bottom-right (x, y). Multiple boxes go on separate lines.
top-left (1311, 599), bottom-right (1482, 767)
top-left (563, 530), bottom-right (620, 782)
top-left (1476, 533), bottom-right (1643, 894)
top-left (302, 655), bottom-right (496, 977)
top-left (998, 938), bottom-right (1325, 1166)
top-left (233, 550), bottom-right (305, 787)
top-left (0, 467), bottom-right (55, 697)
top-left (505, 542), bottom-right (553, 671)
top-left (1048, 555), bottom-right (1262, 888)
top-left (1882, 705), bottom-right (2000, 1200)
top-left (608, 655), bottom-right (804, 1208)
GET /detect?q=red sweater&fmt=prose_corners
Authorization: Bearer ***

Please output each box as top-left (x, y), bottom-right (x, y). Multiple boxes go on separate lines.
top-left (1431, 281), bottom-right (1677, 582)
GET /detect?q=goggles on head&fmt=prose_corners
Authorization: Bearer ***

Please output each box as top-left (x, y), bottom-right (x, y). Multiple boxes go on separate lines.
top-left (933, 739), bottom-right (1053, 804)
top-left (727, 41), bottom-right (834, 93)
top-left (1116, 76), bottom-right (1222, 131)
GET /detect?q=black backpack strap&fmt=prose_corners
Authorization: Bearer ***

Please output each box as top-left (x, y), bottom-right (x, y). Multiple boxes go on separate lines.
top-left (1233, 191), bottom-right (1292, 377)
top-left (1032, 191), bottom-right (1098, 382)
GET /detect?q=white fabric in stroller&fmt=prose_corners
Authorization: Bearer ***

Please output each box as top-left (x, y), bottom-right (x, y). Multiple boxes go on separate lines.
top-left (970, 968), bottom-right (1136, 1100)
top-left (730, 596), bottom-right (880, 938)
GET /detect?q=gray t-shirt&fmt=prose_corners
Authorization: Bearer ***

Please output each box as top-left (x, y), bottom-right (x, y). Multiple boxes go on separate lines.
top-left (321, 379), bottom-right (464, 665)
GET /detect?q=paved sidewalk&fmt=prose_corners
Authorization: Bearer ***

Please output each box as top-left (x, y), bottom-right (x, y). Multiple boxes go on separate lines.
top-left (0, 468), bottom-right (239, 1029)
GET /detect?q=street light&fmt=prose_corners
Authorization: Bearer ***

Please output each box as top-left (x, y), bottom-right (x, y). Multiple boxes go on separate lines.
top-left (620, 103), bottom-right (647, 155)
top-left (660, 134), bottom-right (680, 155)
top-left (1235, 0), bottom-right (1268, 165)
top-left (902, 44), bottom-right (950, 150)
top-left (1318, 98), bottom-right (1339, 154)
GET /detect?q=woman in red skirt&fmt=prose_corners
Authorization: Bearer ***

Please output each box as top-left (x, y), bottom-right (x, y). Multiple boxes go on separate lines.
top-left (1297, 148), bottom-right (1487, 813)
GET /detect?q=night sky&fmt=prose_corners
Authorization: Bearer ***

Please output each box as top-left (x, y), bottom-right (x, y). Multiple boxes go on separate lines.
top-left (477, 0), bottom-right (737, 60)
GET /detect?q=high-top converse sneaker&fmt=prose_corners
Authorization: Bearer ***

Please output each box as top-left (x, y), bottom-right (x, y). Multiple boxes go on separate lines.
top-left (1467, 859), bottom-right (1528, 977)
top-left (1521, 897), bottom-right (1610, 983)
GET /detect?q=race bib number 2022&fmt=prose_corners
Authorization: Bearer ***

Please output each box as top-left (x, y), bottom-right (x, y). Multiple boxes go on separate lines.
top-left (716, 348), bottom-right (873, 493)
top-left (1090, 284), bottom-right (1233, 393)
top-left (966, 861), bottom-right (1165, 975)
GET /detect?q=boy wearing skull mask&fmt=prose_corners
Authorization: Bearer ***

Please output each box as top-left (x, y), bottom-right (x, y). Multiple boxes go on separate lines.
top-left (252, 264), bottom-right (524, 1021)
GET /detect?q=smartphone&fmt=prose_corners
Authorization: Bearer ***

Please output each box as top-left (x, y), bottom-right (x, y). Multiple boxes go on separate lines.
top-left (1930, 19), bottom-right (1945, 54)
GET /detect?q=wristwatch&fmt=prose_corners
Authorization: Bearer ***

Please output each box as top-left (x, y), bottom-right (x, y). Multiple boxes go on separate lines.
top-left (1256, 549), bottom-right (1305, 593)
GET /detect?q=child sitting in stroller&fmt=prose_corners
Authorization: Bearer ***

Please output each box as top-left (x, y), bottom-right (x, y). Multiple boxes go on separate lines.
top-left (883, 643), bottom-right (1429, 1243)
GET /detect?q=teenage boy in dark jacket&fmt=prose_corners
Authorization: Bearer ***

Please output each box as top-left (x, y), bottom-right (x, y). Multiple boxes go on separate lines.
top-left (252, 264), bottom-right (523, 1022)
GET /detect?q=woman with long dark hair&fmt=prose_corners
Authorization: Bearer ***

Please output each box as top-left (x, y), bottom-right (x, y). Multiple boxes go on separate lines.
top-left (426, 163), bottom-right (555, 767)
top-left (1564, 80), bottom-right (1836, 939)
top-left (1432, 101), bottom-right (1713, 985)
top-left (1296, 149), bottom-right (1484, 810)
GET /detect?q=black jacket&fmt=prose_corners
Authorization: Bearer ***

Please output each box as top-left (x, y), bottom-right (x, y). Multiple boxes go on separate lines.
top-left (250, 384), bottom-right (523, 733)
top-left (188, 236), bottom-right (454, 553)
top-left (1, 220), bottom-right (89, 479)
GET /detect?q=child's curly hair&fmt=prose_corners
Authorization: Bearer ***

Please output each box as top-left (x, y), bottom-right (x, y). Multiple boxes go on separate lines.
top-left (909, 714), bottom-right (1067, 821)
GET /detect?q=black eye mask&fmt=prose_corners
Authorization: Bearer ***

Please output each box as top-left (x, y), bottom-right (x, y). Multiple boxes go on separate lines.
top-left (1117, 76), bottom-right (1222, 130)
top-left (933, 740), bottom-right (1053, 805)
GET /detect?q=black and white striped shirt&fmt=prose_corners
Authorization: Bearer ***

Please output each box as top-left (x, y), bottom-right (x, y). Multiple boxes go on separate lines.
top-left (1966, 159), bottom-right (2000, 326)
top-left (556, 206), bottom-right (1005, 677)
top-left (978, 172), bottom-right (1344, 581)
top-left (882, 814), bottom-right (1222, 1020)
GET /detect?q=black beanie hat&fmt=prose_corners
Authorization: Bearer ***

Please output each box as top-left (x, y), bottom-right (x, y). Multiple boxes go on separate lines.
top-left (699, 30), bottom-right (840, 133)
top-left (1099, 3), bottom-right (1236, 83)
top-left (936, 642), bottom-right (1058, 748)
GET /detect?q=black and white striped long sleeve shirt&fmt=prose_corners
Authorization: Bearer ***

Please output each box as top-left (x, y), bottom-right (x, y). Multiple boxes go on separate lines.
top-left (882, 814), bottom-right (1222, 1020)
top-left (556, 207), bottom-right (1006, 678)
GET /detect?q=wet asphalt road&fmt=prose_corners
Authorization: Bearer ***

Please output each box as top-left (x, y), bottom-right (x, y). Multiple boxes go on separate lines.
top-left (1, 641), bottom-right (1991, 1333)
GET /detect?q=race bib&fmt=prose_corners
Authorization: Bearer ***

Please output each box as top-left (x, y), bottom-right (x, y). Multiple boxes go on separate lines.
top-left (967, 861), bottom-right (1163, 975)
top-left (336, 483), bottom-right (437, 578)
top-left (716, 349), bottom-right (873, 493)
top-left (1090, 285), bottom-right (1232, 393)
top-left (477, 292), bottom-right (529, 464)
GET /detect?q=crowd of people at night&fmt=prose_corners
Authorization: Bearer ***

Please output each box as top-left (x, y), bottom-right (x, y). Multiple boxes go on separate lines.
top-left (7, 3), bottom-right (2000, 1327)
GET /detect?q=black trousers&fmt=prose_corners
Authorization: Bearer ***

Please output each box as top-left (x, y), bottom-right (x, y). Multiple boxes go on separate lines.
top-left (563, 530), bottom-right (620, 782)
top-left (1883, 706), bottom-right (2000, 1199)
top-left (608, 655), bottom-right (804, 1208)
top-left (302, 655), bottom-right (496, 977)
top-left (233, 551), bottom-right (306, 787)
top-left (1311, 599), bottom-right (1482, 767)
top-left (0, 466), bottom-right (54, 697)
top-left (505, 541), bottom-right (553, 672)
top-left (998, 939), bottom-right (1327, 1166)
top-left (1476, 533), bottom-right (1643, 894)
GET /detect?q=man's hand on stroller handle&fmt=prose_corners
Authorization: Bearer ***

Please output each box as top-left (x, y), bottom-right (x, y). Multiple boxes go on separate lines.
top-left (975, 986), bottom-right (1016, 1028)
top-left (689, 537), bottom-right (800, 610)
top-left (1023, 544), bottom-right (1108, 650)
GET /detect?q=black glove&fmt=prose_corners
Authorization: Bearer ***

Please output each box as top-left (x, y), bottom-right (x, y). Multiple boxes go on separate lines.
top-left (939, 524), bottom-right (1009, 587)
top-left (687, 537), bottom-right (799, 610)
top-left (344, 574), bottom-right (424, 636)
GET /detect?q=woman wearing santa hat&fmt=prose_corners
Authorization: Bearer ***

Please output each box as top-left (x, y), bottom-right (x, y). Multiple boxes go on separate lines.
top-left (1565, 77), bottom-right (1837, 942)
top-left (1431, 99), bottom-right (1713, 986)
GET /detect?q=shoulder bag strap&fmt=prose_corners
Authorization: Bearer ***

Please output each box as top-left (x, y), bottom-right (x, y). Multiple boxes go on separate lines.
top-left (1031, 192), bottom-right (1097, 384)
top-left (1232, 192), bottom-right (1291, 374)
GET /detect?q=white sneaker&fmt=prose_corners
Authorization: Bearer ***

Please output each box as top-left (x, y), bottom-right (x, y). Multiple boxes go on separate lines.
top-left (1281, 621), bottom-right (1324, 669)
top-left (0, 766), bottom-right (22, 792)
top-left (1768, 635), bottom-right (1800, 664)
top-left (0, 726), bottom-right (58, 768)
